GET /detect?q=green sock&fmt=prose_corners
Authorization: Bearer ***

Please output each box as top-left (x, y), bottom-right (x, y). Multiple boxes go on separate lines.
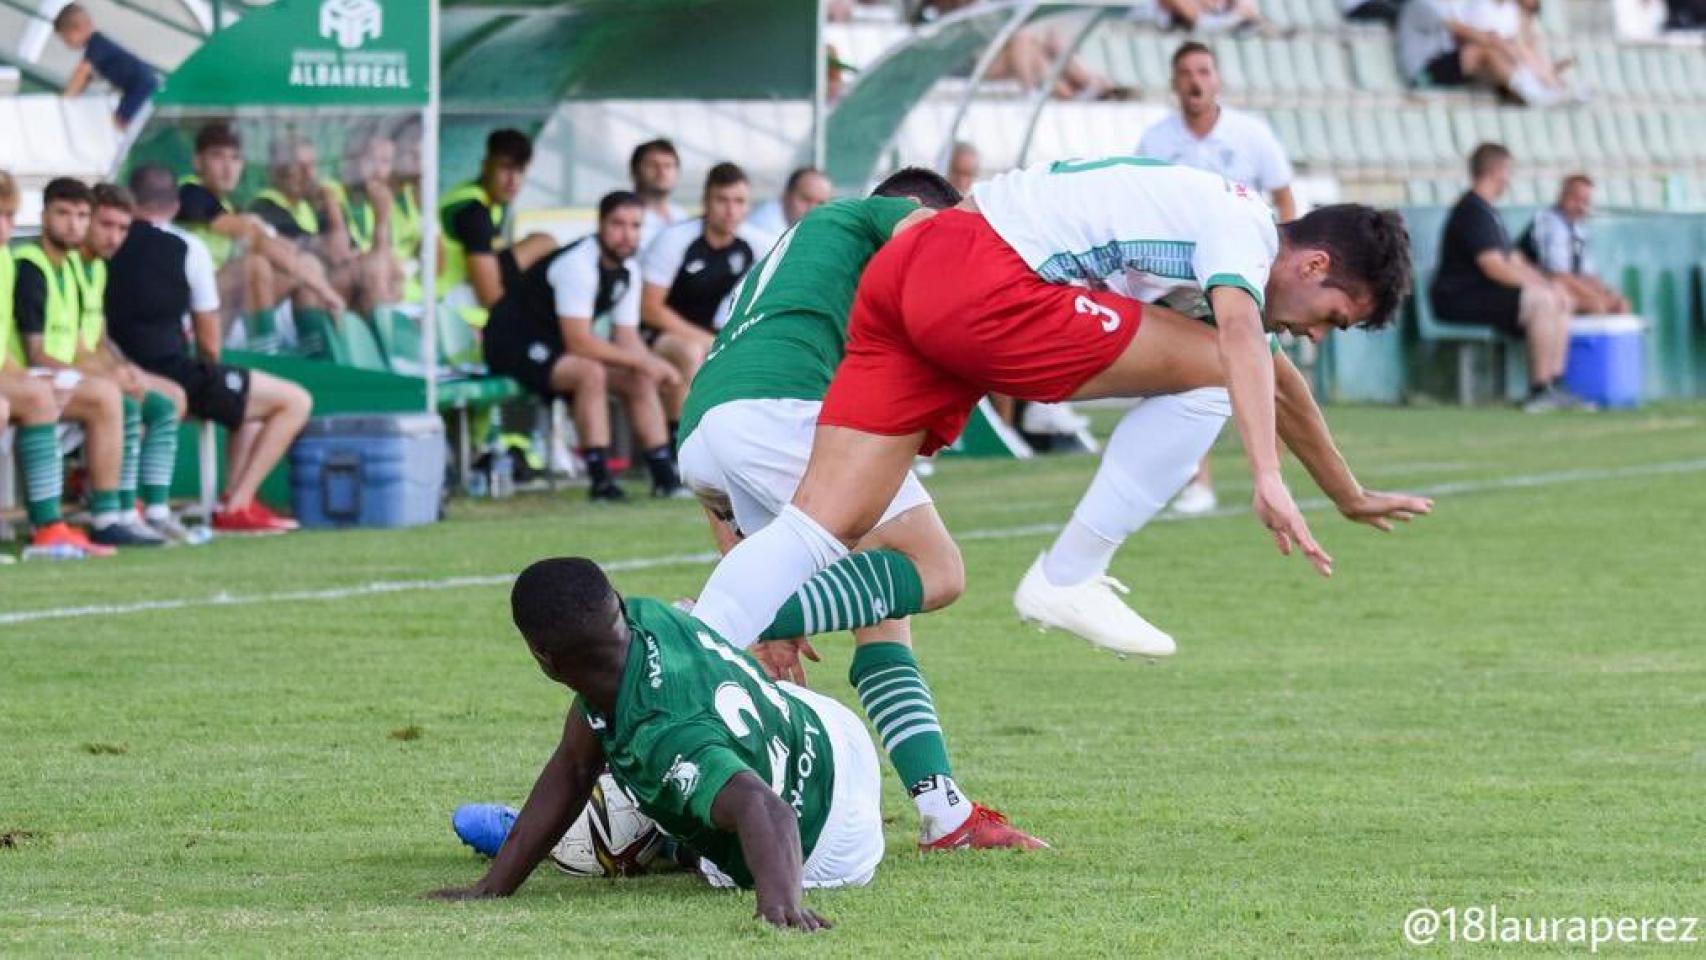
top-left (90, 488), bottom-right (122, 522)
top-left (294, 308), bottom-right (336, 359)
top-left (247, 309), bottom-right (281, 353)
top-left (17, 423), bottom-right (64, 526)
top-left (760, 549), bottom-right (925, 641)
top-left (139, 390), bottom-right (179, 508)
top-left (118, 394), bottom-right (142, 507)
top-left (849, 642), bottom-right (952, 790)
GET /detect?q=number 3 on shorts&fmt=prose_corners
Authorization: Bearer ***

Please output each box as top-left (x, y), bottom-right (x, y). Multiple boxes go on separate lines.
top-left (1074, 294), bottom-right (1122, 333)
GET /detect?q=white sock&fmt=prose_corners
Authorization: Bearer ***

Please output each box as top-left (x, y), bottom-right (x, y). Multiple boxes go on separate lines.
top-left (1041, 389), bottom-right (1231, 585)
top-left (91, 511), bottom-right (123, 530)
top-left (692, 505), bottom-right (848, 649)
top-left (1508, 66), bottom-right (1563, 106)
top-left (912, 775), bottom-right (972, 842)
top-left (144, 504), bottom-right (171, 522)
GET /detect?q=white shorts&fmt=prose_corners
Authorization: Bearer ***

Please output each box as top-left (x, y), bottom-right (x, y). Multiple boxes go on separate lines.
top-left (679, 398), bottom-right (933, 538)
top-left (698, 684), bottom-right (885, 890)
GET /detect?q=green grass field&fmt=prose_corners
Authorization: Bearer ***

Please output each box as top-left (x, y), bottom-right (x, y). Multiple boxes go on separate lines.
top-left (3, 405), bottom-right (1704, 957)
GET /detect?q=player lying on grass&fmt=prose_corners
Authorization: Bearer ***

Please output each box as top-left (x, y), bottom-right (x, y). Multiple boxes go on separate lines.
top-left (690, 157), bottom-right (1433, 657)
top-left (678, 166), bottom-right (1045, 851)
top-left (429, 558), bottom-right (885, 933)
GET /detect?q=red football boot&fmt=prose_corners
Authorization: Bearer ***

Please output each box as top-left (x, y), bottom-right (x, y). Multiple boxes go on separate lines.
top-left (920, 804), bottom-right (1049, 852)
top-left (246, 500), bottom-right (300, 531)
top-left (27, 521), bottom-right (116, 559)
top-left (212, 503), bottom-right (291, 534)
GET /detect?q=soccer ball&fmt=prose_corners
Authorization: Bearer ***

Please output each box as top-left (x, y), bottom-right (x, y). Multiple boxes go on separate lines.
top-left (548, 773), bottom-right (664, 878)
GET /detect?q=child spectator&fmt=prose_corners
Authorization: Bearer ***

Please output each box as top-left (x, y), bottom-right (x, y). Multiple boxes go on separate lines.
top-left (53, 3), bottom-right (160, 131)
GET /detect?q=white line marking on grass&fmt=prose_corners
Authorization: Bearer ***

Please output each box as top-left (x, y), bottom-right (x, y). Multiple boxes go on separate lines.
top-left (6, 459), bottom-right (1704, 627)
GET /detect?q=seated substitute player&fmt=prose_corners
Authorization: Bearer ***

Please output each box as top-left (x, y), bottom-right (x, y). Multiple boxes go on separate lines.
top-left (483, 191), bottom-right (686, 502)
top-left (325, 130), bottom-right (411, 313)
top-left (679, 167), bottom-right (1043, 850)
top-left (640, 162), bottom-right (766, 439)
top-left (11, 177), bottom-right (150, 547)
top-left (110, 166), bottom-right (314, 534)
top-left (61, 183), bottom-right (194, 543)
top-left (0, 169), bottom-right (112, 558)
top-left (437, 129), bottom-right (557, 330)
top-left (246, 135), bottom-right (359, 352)
top-left (690, 157), bottom-right (1432, 654)
top-left (429, 557), bottom-right (882, 933)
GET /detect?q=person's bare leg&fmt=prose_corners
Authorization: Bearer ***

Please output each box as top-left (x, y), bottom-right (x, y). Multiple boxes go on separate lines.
top-left (225, 420), bottom-right (261, 494)
top-left (858, 503), bottom-right (966, 613)
top-left (226, 372), bottom-right (311, 509)
top-left (62, 379), bottom-right (123, 493)
top-left (1070, 304), bottom-right (1228, 400)
top-left (243, 252), bottom-right (278, 314)
top-left (1519, 282), bottom-right (1569, 384)
top-left (509, 233), bottom-right (559, 274)
top-left (549, 356), bottom-right (610, 448)
top-left (608, 366), bottom-right (669, 449)
top-left (652, 333), bottom-right (708, 419)
top-left (135, 371), bottom-right (188, 419)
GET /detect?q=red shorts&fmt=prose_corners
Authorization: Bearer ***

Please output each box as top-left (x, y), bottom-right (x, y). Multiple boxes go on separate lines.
top-left (820, 209), bottom-right (1142, 454)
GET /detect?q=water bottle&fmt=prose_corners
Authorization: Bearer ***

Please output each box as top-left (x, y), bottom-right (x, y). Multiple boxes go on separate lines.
top-left (466, 466), bottom-right (489, 498)
top-left (492, 450), bottom-right (515, 499)
top-left (20, 543), bottom-right (87, 562)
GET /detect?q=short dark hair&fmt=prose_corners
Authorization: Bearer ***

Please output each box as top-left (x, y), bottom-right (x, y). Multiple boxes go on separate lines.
top-left (92, 183), bottom-right (134, 214)
top-left (705, 162), bottom-right (748, 193)
top-left (784, 166), bottom-right (823, 194)
top-left (1560, 173), bottom-right (1594, 193)
top-left (485, 128), bottom-right (533, 168)
top-left (1469, 142), bottom-right (1512, 180)
top-left (128, 165), bottom-right (179, 208)
top-left (1172, 41), bottom-right (1215, 69)
top-left (52, 3), bottom-right (89, 32)
top-left (195, 122), bottom-right (241, 155)
top-left (629, 139), bottom-right (679, 177)
top-left (1279, 204), bottom-right (1412, 331)
top-left (44, 177), bottom-right (92, 208)
top-left (871, 166), bottom-right (961, 210)
top-left (598, 190), bottom-right (643, 221)
top-left (511, 557), bottom-right (620, 659)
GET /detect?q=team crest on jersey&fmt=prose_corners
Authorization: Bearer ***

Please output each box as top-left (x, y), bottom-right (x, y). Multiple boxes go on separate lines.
top-left (728, 251), bottom-right (747, 274)
top-left (664, 756), bottom-right (701, 797)
top-left (610, 279), bottom-right (628, 302)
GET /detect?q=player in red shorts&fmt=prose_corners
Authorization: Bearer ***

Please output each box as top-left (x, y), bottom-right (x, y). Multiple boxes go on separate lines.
top-left (690, 157), bottom-right (1428, 652)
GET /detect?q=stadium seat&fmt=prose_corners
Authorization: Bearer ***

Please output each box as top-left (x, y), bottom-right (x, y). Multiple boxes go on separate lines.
top-left (1407, 178), bottom-right (1437, 205)
top-left (1271, 38), bottom-right (1311, 97)
top-left (1314, 39), bottom-right (1353, 96)
top-left (1132, 31), bottom-right (1172, 93)
top-left (1451, 108), bottom-right (1481, 158)
top-left (1614, 109), bottom-right (1648, 163)
top-left (1595, 110), bottom-right (1631, 163)
top-left (1543, 112), bottom-right (1579, 169)
top-left (1402, 108), bottom-right (1444, 167)
top-left (1570, 109), bottom-right (1606, 163)
top-left (1096, 29), bottom-right (1139, 88)
top-left (1267, 108), bottom-right (1305, 162)
top-left (1640, 111), bottom-right (1675, 165)
top-left (1323, 109), bottom-right (1362, 174)
top-left (1498, 109), bottom-right (1534, 160)
top-left (1235, 36), bottom-right (1272, 103)
top-left (326, 315), bottom-right (390, 372)
top-left (1298, 109), bottom-right (1334, 169)
top-left (1519, 110), bottom-right (1555, 166)
top-left (1347, 36), bottom-right (1401, 96)
top-left (1618, 49), bottom-right (1652, 98)
top-left (1210, 36), bottom-right (1248, 97)
top-left (1589, 45), bottom-right (1625, 97)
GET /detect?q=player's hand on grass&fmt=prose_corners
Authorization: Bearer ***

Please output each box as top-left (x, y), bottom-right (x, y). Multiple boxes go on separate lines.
top-left (1336, 489), bottom-right (1434, 532)
top-left (1253, 472), bottom-right (1333, 577)
top-left (756, 897), bottom-right (833, 933)
top-left (424, 885), bottom-right (495, 901)
top-left (751, 638), bottom-right (820, 686)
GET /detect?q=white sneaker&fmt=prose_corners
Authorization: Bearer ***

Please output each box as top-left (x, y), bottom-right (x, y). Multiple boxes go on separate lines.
top-left (1013, 553), bottom-right (1176, 658)
top-left (1169, 480), bottom-right (1218, 516)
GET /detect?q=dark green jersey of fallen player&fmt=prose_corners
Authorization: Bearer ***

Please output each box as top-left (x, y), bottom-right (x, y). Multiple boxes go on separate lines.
top-left (574, 598), bottom-right (835, 887)
top-left (677, 196), bottom-right (919, 443)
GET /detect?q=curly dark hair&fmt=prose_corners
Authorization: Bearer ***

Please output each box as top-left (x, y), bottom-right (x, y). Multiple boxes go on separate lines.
top-left (1280, 204), bottom-right (1412, 330)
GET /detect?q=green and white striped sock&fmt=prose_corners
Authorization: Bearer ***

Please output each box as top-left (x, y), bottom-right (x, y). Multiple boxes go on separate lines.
top-left (17, 423), bottom-right (64, 527)
top-left (760, 549), bottom-right (925, 641)
top-left (849, 642), bottom-right (970, 840)
top-left (118, 394), bottom-right (142, 507)
top-left (139, 390), bottom-right (179, 508)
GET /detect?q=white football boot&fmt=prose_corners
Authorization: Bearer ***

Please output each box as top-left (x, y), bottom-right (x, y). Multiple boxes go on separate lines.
top-left (1013, 553), bottom-right (1176, 658)
top-left (1168, 479), bottom-right (1218, 516)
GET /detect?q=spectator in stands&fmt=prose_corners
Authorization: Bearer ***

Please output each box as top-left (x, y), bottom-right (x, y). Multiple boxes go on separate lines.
top-left (65, 183), bottom-right (195, 543)
top-left (438, 129), bottom-right (558, 330)
top-left (746, 166), bottom-right (833, 249)
top-left (1397, 0), bottom-right (1569, 105)
top-left (328, 130), bottom-right (409, 314)
top-left (484, 192), bottom-right (686, 502)
top-left (641, 163), bottom-right (763, 443)
top-left (1137, 39), bottom-right (1297, 513)
top-left (53, 3), bottom-right (159, 131)
top-left (630, 139), bottom-right (685, 250)
top-left (248, 135), bottom-right (354, 356)
top-left (1521, 175), bottom-right (1631, 315)
top-left (1431, 144), bottom-right (1587, 412)
top-left (110, 165), bottom-right (314, 533)
top-left (11, 178), bottom-right (147, 547)
top-left (0, 169), bottom-right (112, 559)
top-left (176, 123), bottom-right (345, 348)
top-left (947, 142), bottom-right (980, 196)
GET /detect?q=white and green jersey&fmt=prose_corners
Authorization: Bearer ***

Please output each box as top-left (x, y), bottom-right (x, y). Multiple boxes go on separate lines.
top-left (576, 599), bottom-right (836, 888)
top-left (972, 156), bottom-right (1278, 321)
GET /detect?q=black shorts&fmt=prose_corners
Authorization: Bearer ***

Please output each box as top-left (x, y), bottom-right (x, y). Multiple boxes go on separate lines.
top-left (482, 306), bottom-right (563, 398)
top-left (1424, 50), bottom-right (1468, 86)
top-left (1432, 285), bottom-right (1523, 337)
top-left (156, 358), bottom-right (252, 430)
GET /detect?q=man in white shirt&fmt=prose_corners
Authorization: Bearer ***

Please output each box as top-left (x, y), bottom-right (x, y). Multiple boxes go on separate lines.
top-left (1137, 40), bottom-right (1297, 514)
top-left (1520, 174), bottom-right (1629, 315)
top-left (631, 139), bottom-right (686, 251)
top-left (688, 158), bottom-right (1430, 658)
top-left (746, 167), bottom-right (833, 252)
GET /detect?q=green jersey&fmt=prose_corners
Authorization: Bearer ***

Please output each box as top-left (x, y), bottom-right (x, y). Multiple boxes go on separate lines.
top-left (678, 196), bottom-right (918, 443)
top-left (575, 598), bottom-right (835, 887)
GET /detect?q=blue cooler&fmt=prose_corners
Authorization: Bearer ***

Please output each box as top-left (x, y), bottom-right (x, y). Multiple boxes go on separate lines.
top-left (1564, 314), bottom-right (1645, 409)
top-left (290, 413), bottom-right (445, 528)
